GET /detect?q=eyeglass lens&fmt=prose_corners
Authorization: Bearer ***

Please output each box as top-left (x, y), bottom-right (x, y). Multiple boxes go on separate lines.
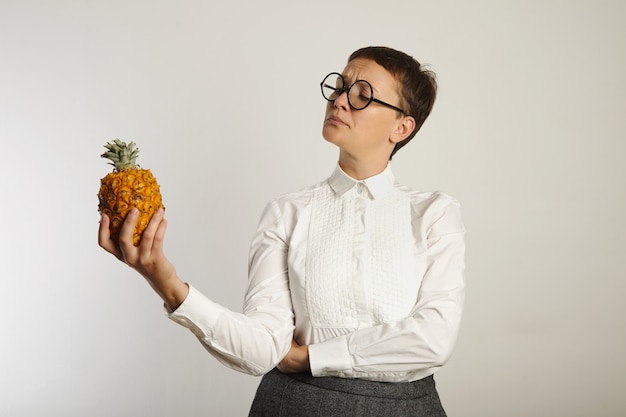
top-left (321, 73), bottom-right (373, 110)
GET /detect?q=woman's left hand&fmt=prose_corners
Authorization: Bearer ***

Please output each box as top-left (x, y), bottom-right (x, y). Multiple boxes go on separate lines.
top-left (277, 339), bottom-right (310, 374)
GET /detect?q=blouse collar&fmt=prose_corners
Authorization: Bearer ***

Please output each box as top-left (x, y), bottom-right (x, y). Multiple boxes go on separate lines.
top-left (329, 163), bottom-right (396, 199)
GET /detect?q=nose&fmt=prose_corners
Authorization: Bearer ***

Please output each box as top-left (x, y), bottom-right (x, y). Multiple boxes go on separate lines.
top-left (333, 89), bottom-right (350, 111)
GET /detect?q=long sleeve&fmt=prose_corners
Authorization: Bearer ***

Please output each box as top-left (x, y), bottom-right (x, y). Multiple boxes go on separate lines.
top-left (308, 198), bottom-right (465, 382)
top-left (166, 165), bottom-right (464, 383)
top-left (168, 201), bottom-right (295, 376)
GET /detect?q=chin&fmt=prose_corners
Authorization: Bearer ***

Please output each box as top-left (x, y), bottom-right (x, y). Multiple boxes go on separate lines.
top-left (322, 126), bottom-right (341, 146)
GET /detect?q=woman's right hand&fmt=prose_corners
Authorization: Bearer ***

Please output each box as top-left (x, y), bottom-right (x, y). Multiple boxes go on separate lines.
top-left (98, 207), bottom-right (189, 311)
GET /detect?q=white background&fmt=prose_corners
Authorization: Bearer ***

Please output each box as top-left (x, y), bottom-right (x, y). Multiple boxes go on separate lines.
top-left (1, 1), bottom-right (625, 416)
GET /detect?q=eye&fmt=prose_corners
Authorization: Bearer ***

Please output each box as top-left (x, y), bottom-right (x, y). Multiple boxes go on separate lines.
top-left (328, 86), bottom-right (342, 98)
top-left (352, 82), bottom-right (371, 100)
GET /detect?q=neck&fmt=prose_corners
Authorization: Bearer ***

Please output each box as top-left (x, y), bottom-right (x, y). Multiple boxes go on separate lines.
top-left (338, 151), bottom-right (390, 180)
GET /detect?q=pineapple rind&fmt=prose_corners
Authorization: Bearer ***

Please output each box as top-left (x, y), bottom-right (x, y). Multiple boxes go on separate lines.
top-left (98, 168), bottom-right (163, 246)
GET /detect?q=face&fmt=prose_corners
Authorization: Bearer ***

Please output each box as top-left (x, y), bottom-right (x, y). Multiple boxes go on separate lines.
top-left (322, 58), bottom-right (411, 160)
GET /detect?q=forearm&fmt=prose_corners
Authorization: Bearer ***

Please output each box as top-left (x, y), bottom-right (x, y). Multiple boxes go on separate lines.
top-left (169, 285), bottom-right (294, 375)
top-left (308, 286), bottom-right (464, 382)
top-left (168, 199), bottom-right (294, 375)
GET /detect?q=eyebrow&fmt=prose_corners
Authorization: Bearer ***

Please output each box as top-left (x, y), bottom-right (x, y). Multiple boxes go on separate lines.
top-left (341, 72), bottom-right (383, 95)
top-left (340, 72), bottom-right (354, 83)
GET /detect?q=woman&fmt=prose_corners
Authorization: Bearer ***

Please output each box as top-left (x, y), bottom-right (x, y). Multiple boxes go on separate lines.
top-left (99, 46), bottom-right (465, 416)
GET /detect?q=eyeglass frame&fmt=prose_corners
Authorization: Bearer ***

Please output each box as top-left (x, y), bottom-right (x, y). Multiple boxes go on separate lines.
top-left (320, 72), bottom-right (407, 114)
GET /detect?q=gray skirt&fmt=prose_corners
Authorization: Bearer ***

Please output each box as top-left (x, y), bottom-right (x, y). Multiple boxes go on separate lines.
top-left (248, 368), bottom-right (447, 417)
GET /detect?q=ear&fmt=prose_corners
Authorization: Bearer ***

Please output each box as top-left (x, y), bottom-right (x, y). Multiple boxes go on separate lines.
top-left (390, 115), bottom-right (416, 144)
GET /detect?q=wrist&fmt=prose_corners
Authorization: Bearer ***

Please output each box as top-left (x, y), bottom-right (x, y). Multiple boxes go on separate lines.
top-left (147, 270), bottom-right (189, 311)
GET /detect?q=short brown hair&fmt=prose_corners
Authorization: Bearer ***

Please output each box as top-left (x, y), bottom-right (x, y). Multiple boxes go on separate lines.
top-left (348, 46), bottom-right (437, 159)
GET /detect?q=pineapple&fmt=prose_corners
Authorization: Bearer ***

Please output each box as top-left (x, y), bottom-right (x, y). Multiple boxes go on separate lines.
top-left (98, 139), bottom-right (164, 246)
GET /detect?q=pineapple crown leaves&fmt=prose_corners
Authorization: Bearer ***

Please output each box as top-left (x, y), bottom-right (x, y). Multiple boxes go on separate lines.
top-left (101, 139), bottom-right (141, 171)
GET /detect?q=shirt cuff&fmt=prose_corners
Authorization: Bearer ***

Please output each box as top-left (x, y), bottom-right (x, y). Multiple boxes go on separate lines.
top-left (167, 285), bottom-right (224, 340)
top-left (308, 335), bottom-right (352, 377)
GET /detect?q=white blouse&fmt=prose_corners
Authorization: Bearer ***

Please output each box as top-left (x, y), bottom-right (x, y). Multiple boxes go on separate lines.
top-left (169, 164), bottom-right (465, 382)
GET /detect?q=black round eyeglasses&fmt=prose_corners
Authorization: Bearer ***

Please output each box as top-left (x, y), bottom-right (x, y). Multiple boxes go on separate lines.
top-left (320, 72), bottom-right (406, 114)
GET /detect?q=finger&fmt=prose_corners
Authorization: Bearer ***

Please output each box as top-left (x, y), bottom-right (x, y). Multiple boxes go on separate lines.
top-left (118, 208), bottom-right (139, 259)
top-left (138, 208), bottom-right (165, 255)
top-left (98, 214), bottom-right (123, 260)
top-left (277, 357), bottom-right (289, 373)
top-left (151, 214), bottom-right (168, 253)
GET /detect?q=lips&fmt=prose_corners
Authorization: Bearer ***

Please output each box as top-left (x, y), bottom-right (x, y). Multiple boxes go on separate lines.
top-left (326, 114), bottom-right (348, 127)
